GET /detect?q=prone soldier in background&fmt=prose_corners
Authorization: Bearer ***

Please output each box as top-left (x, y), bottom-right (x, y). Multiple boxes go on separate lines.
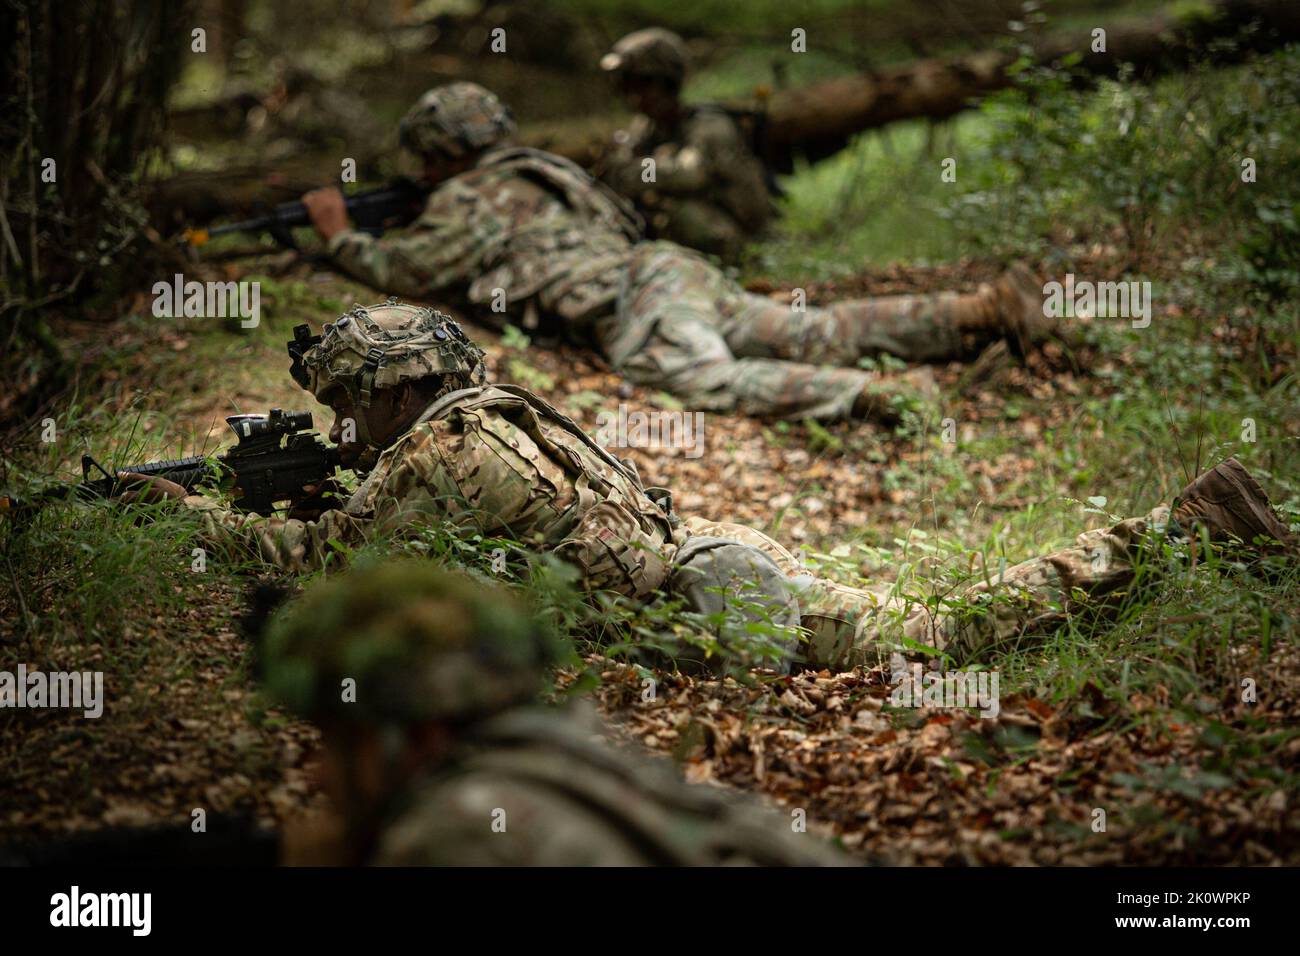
top-left (301, 82), bottom-right (1056, 425)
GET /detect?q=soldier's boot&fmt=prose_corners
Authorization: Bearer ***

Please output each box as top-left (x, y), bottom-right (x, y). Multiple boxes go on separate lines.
top-left (852, 367), bottom-right (940, 425)
top-left (1171, 458), bottom-right (1298, 556)
top-left (824, 265), bottom-right (1052, 363)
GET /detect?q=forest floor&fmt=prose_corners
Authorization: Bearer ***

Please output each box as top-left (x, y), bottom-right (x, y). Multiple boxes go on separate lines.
top-left (4, 247), bottom-right (1296, 864)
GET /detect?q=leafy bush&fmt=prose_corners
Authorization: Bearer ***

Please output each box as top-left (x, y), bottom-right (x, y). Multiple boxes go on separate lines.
top-left (938, 43), bottom-right (1300, 269)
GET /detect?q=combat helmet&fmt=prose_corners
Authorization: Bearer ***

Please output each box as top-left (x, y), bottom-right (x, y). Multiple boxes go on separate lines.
top-left (398, 82), bottom-right (516, 159)
top-left (261, 560), bottom-right (560, 725)
top-left (600, 28), bottom-right (690, 88)
top-left (288, 299), bottom-right (486, 408)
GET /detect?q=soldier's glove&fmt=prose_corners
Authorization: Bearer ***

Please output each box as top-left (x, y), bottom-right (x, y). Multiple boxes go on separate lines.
top-left (286, 477), bottom-right (350, 522)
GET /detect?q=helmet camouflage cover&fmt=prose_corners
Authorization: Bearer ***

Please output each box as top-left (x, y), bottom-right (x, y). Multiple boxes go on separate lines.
top-left (398, 82), bottom-right (517, 159)
top-left (261, 560), bottom-right (560, 724)
top-left (600, 28), bottom-right (689, 86)
top-left (290, 299), bottom-right (486, 407)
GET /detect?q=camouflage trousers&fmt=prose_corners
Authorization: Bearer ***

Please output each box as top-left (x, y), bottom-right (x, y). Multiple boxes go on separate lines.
top-left (595, 242), bottom-right (980, 420)
top-left (685, 505), bottom-right (1173, 670)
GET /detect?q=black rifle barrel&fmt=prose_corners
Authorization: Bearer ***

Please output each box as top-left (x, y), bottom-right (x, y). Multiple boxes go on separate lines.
top-left (3, 410), bottom-right (338, 516)
top-left (204, 179), bottom-right (427, 240)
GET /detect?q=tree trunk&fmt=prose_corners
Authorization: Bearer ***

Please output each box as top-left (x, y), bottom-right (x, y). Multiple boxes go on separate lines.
top-left (0, 0), bottom-right (192, 429)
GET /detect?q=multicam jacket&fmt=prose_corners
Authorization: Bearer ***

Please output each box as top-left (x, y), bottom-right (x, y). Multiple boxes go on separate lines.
top-left (187, 379), bottom-right (1175, 672)
top-left (186, 384), bottom-right (679, 597)
top-left (185, 378), bottom-right (903, 669)
top-left (182, 378), bottom-right (953, 669)
top-left (369, 704), bottom-right (849, 866)
top-left (329, 147), bottom-right (641, 339)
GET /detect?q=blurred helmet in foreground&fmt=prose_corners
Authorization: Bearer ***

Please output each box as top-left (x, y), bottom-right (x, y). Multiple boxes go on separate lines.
top-left (261, 560), bottom-right (559, 724)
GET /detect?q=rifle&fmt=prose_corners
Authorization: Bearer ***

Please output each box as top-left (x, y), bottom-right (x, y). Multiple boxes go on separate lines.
top-left (182, 176), bottom-right (429, 250)
top-left (1, 815), bottom-right (281, 867)
top-left (1, 408), bottom-right (340, 518)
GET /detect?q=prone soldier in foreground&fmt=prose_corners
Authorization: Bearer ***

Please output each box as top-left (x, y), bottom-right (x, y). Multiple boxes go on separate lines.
top-left (132, 301), bottom-right (1297, 673)
top-left (263, 560), bottom-right (850, 866)
top-left (5, 561), bottom-right (848, 867)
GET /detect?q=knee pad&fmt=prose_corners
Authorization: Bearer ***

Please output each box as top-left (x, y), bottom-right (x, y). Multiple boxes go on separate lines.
top-left (668, 536), bottom-right (802, 673)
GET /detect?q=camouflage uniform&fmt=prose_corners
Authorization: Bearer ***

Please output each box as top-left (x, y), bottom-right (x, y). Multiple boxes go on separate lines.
top-left (262, 560), bottom-right (848, 866)
top-left (325, 83), bottom-right (1020, 423)
top-left (690, 457), bottom-right (1297, 669)
top-left (681, 510), bottom-right (1178, 669)
top-left (599, 28), bottom-right (773, 260)
top-left (190, 302), bottom-right (1219, 674)
top-left (193, 304), bottom-right (679, 599)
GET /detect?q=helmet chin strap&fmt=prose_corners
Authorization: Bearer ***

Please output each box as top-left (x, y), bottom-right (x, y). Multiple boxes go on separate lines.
top-left (349, 405), bottom-right (378, 448)
top-left (337, 388), bottom-right (381, 475)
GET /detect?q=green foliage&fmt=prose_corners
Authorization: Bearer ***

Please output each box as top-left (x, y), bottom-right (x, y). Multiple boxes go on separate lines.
top-left (1, 402), bottom-right (259, 669)
top-left (245, 274), bottom-right (341, 316)
top-left (761, 42), bottom-right (1300, 279)
top-left (753, 116), bottom-right (977, 276)
top-left (552, 0), bottom-right (885, 38)
top-left (499, 324), bottom-right (532, 351)
top-left (277, 508), bottom-right (796, 683)
top-left (938, 44), bottom-right (1300, 268)
top-left (2, 501), bottom-right (207, 650)
top-left (1233, 198), bottom-right (1300, 301)
top-left (500, 325), bottom-right (559, 391)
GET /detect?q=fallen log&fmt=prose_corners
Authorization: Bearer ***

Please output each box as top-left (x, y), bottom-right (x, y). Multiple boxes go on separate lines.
top-left (766, 0), bottom-right (1300, 167)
